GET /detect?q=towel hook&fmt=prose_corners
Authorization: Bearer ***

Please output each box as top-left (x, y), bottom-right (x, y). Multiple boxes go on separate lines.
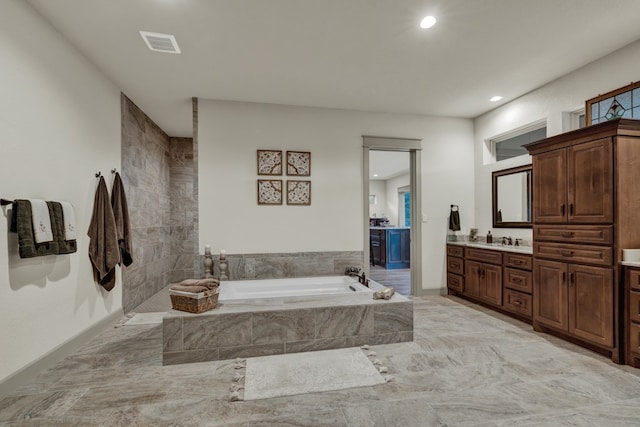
top-left (1, 198), bottom-right (14, 206)
top-left (111, 168), bottom-right (117, 174)
top-left (95, 171), bottom-right (102, 178)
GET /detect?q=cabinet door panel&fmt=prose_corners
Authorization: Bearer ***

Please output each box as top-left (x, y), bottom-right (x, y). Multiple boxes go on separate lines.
top-left (534, 259), bottom-right (568, 331)
top-left (568, 264), bottom-right (613, 347)
top-left (481, 263), bottom-right (502, 306)
top-left (533, 149), bottom-right (567, 223)
top-left (464, 260), bottom-right (482, 298)
top-left (567, 138), bottom-right (613, 223)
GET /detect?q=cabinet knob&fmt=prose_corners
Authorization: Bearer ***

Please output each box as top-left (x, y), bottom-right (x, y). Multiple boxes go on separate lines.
top-left (560, 251), bottom-right (574, 257)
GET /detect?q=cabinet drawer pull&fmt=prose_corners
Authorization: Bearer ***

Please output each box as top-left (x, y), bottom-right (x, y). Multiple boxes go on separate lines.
top-left (569, 203), bottom-right (574, 216)
top-left (513, 300), bottom-right (522, 305)
top-left (512, 277), bottom-right (522, 283)
top-left (560, 251), bottom-right (574, 257)
top-left (561, 232), bottom-right (574, 238)
top-left (561, 204), bottom-right (565, 215)
top-left (562, 272), bottom-right (566, 283)
top-left (513, 259), bottom-right (523, 265)
top-left (569, 272), bottom-right (574, 285)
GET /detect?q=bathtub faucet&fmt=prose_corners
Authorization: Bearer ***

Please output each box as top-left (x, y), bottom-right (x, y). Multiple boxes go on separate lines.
top-left (344, 267), bottom-right (369, 287)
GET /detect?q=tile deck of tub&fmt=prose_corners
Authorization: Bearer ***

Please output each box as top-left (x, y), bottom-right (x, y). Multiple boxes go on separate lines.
top-left (162, 293), bottom-right (413, 365)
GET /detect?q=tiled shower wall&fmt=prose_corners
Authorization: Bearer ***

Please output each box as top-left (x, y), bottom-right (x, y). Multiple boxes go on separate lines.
top-left (121, 94), bottom-right (197, 312)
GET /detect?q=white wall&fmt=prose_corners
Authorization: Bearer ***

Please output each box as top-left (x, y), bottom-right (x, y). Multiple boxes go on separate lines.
top-left (474, 39), bottom-right (640, 240)
top-left (198, 100), bottom-right (475, 290)
top-left (368, 180), bottom-right (387, 219)
top-left (0, 1), bottom-right (122, 383)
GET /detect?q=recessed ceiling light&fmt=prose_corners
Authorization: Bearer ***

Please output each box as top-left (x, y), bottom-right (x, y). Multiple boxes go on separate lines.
top-left (419, 16), bottom-right (437, 29)
top-left (373, 174), bottom-right (379, 177)
top-left (139, 31), bottom-right (181, 54)
top-left (490, 96), bottom-right (503, 102)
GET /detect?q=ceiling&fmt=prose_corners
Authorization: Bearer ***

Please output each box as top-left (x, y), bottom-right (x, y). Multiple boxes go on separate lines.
top-left (26, 0), bottom-right (640, 137)
top-left (369, 151), bottom-right (409, 181)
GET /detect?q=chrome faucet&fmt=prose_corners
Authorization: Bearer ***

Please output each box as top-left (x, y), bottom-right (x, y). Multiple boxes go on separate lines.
top-left (344, 267), bottom-right (369, 287)
top-left (507, 236), bottom-right (513, 246)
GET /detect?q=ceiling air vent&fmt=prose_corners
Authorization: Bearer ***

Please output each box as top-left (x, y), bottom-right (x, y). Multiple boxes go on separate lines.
top-left (139, 31), bottom-right (181, 54)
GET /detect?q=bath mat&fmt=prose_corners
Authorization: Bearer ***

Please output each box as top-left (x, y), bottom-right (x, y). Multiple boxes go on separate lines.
top-left (243, 347), bottom-right (386, 400)
top-left (123, 312), bottom-right (166, 326)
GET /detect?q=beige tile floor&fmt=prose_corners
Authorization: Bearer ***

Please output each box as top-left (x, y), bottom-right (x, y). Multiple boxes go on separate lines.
top-left (2, 296), bottom-right (640, 426)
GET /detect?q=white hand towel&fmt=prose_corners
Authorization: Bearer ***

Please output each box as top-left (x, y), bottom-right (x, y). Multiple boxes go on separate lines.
top-left (60, 201), bottom-right (77, 240)
top-left (28, 199), bottom-right (53, 243)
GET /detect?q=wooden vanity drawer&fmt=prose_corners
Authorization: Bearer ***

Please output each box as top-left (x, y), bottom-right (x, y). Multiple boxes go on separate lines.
top-left (503, 289), bottom-right (532, 317)
top-left (447, 257), bottom-right (464, 275)
top-left (629, 269), bottom-right (640, 291)
top-left (447, 273), bottom-right (464, 293)
top-left (465, 248), bottom-right (502, 265)
top-left (534, 225), bottom-right (613, 245)
top-left (629, 322), bottom-right (640, 357)
top-left (503, 253), bottom-right (532, 270)
top-left (630, 290), bottom-right (640, 323)
top-left (504, 267), bottom-right (533, 293)
top-left (447, 245), bottom-right (464, 257)
top-left (534, 242), bottom-right (612, 266)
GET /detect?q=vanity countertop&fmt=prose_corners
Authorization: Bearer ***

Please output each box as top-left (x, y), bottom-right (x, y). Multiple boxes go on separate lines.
top-left (370, 226), bottom-right (410, 230)
top-left (447, 240), bottom-right (533, 255)
top-left (622, 261), bottom-right (640, 268)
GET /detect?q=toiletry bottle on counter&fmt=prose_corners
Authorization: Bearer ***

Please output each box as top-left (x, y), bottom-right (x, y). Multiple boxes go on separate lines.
top-left (486, 231), bottom-right (493, 244)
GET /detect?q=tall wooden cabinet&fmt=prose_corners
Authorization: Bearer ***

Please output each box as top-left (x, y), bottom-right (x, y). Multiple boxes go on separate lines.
top-left (525, 118), bottom-right (640, 364)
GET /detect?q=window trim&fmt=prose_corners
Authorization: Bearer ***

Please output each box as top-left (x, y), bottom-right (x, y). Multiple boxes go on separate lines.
top-left (488, 119), bottom-right (546, 163)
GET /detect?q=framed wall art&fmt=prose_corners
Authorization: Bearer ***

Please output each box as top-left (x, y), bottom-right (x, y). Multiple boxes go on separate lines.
top-left (286, 151), bottom-right (311, 176)
top-left (287, 180), bottom-right (311, 205)
top-left (257, 179), bottom-right (283, 205)
top-left (257, 150), bottom-right (283, 175)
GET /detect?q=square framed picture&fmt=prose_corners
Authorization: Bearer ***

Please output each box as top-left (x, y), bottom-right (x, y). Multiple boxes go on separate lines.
top-left (286, 151), bottom-right (311, 176)
top-left (287, 180), bottom-right (311, 205)
top-left (257, 150), bottom-right (283, 175)
top-left (257, 180), bottom-right (283, 205)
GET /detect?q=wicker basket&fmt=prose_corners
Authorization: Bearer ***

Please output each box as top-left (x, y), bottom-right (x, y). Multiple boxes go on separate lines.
top-left (170, 289), bottom-right (219, 313)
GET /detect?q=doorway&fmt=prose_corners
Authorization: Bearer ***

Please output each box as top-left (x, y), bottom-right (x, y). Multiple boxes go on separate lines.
top-left (362, 136), bottom-right (422, 297)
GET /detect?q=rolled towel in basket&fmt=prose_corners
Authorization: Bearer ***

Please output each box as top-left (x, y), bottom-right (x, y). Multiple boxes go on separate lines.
top-left (171, 278), bottom-right (220, 293)
top-left (170, 284), bottom-right (214, 293)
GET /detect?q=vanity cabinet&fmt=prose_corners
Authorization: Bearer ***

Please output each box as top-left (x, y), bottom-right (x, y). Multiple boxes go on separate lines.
top-left (465, 249), bottom-right (502, 307)
top-left (447, 244), bottom-right (532, 320)
top-left (624, 266), bottom-right (640, 367)
top-left (526, 118), bottom-right (640, 365)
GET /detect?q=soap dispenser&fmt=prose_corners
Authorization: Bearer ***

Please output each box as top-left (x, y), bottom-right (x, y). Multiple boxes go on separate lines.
top-left (486, 231), bottom-right (493, 244)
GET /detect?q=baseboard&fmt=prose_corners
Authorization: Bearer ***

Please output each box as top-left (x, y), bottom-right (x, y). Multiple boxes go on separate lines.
top-left (417, 287), bottom-right (445, 297)
top-left (0, 309), bottom-right (123, 397)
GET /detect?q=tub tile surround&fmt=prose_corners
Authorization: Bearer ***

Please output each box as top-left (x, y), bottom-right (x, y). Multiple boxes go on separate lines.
top-left (201, 251), bottom-right (364, 280)
top-left (162, 293), bottom-right (413, 365)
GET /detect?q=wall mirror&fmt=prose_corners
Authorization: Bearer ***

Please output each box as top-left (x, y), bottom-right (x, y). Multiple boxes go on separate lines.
top-left (492, 165), bottom-right (532, 228)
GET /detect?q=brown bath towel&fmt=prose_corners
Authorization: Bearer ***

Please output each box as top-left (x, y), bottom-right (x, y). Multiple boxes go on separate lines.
top-left (88, 176), bottom-right (119, 291)
top-left (170, 278), bottom-right (220, 293)
top-left (111, 172), bottom-right (133, 267)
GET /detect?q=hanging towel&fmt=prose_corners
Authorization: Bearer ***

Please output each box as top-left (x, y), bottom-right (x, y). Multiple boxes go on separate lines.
top-left (28, 199), bottom-right (53, 243)
top-left (59, 201), bottom-right (77, 240)
top-left (449, 206), bottom-right (461, 231)
top-left (110, 172), bottom-right (133, 267)
top-left (88, 176), bottom-right (119, 291)
top-left (49, 201), bottom-right (77, 254)
top-left (10, 200), bottom-right (58, 258)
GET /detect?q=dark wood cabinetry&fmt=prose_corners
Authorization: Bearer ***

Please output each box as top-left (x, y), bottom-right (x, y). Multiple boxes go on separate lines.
top-left (526, 118), bottom-right (640, 365)
top-left (447, 244), bottom-right (532, 320)
top-left (533, 138), bottom-right (612, 224)
top-left (370, 228), bottom-right (410, 269)
top-left (624, 266), bottom-right (640, 367)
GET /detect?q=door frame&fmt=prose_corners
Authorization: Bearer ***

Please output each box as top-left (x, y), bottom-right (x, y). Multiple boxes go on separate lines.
top-left (363, 136), bottom-right (422, 296)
